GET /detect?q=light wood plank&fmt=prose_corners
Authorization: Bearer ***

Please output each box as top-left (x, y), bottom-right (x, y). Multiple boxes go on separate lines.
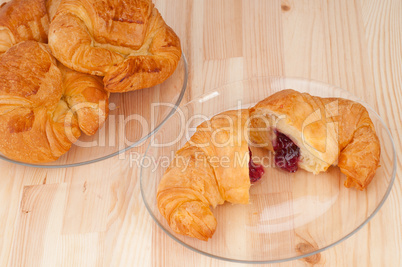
top-left (8, 183), bottom-right (68, 267)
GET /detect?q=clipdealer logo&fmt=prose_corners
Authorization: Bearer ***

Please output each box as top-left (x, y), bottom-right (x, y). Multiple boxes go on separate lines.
top-left (62, 99), bottom-right (341, 169)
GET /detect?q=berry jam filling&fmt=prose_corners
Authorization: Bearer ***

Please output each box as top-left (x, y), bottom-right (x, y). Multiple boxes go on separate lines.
top-left (273, 130), bottom-right (300, 173)
top-left (249, 148), bottom-right (265, 183)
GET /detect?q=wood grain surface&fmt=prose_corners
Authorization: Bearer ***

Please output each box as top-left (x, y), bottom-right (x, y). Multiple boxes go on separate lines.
top-left (0, 0), bottom-right (401, 266)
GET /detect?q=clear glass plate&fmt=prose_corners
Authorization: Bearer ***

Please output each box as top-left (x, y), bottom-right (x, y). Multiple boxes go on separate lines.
top-left (140, 76), bottom-right (396, 264)
top-left (0, 54), bottom-right (188, 168)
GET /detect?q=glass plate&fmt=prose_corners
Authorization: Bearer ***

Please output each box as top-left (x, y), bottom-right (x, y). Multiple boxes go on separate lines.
top-left (140, 76), bottom-right (396, 264)
top-left (0, 54), bottom-right (188, 168)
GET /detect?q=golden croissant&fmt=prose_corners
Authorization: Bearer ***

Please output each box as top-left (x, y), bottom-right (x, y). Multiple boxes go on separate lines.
top-left (48, 0), bottom-right (182, 93)
top-left (250, 89), bottom-right (381, 190)
top-left (0, 41), bottom-right (109, 163)
top-left (157, 110), bottom-right (265, 241)
top-left (0, 0), bottom-right (50, 53)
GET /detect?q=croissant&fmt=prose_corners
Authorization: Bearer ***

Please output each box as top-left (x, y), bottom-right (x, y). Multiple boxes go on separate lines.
top-left (0, 0), bottom-right (49, 53)
top-left (0, 40), bottom-right (109, 163)
top-left (157, 110), bottom-right (264, 241)
top-left (48, 0), bottom-right (182, 93)
top-left (249, 89), bottom-right (381, 190)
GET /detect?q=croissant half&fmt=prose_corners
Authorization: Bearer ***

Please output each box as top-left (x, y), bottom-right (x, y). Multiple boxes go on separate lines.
top-left (157, 110), bottom-right (256, 241)
top-left (48, 0), bottom-right (182, 93)
top-left (250, 89), bottom-right (381, 190)
top-left (0, 41), bottom-right (109, 163)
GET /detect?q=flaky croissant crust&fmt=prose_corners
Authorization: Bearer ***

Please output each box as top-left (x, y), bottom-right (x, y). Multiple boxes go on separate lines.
top-left (250, 89), bottom-right (381, 190)
top-left (48, 0), bottom-right (182, 93)
top-left (0, 0), bottom-right (49, 53)
top-left (0, 41), bottom-right (108, 163)
top-left (157, 110), bottom-right (250, 241)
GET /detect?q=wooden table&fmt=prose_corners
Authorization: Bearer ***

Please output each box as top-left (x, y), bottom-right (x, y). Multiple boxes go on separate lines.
top-left (1, 0), bottom-right (401, 266)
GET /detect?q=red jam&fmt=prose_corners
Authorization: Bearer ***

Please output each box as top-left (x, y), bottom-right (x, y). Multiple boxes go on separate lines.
top-left (273, 130), bottom-right (300, 173)
top-left (249, 148), bottom-right (265, 183)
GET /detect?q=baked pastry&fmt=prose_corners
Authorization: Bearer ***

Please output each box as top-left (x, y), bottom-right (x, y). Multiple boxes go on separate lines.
top-left (249, 89), bottom-right (381, 190)
top-left (0, 0), bottom-right (49, 53)
top-left (157, 110), bottom-right (264, 241)
top-left (157, 90), bottom-right (380, 241)
top-left (0, 41), bottom-right (109, 163)
top-left (48, 0), bottom-right (182, 93)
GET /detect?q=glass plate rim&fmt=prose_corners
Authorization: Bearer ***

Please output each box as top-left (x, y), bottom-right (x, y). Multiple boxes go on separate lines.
top-left (140, 76), bottom-right (397, 264)
top-left (0, 53), bottom-right (188, 169)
